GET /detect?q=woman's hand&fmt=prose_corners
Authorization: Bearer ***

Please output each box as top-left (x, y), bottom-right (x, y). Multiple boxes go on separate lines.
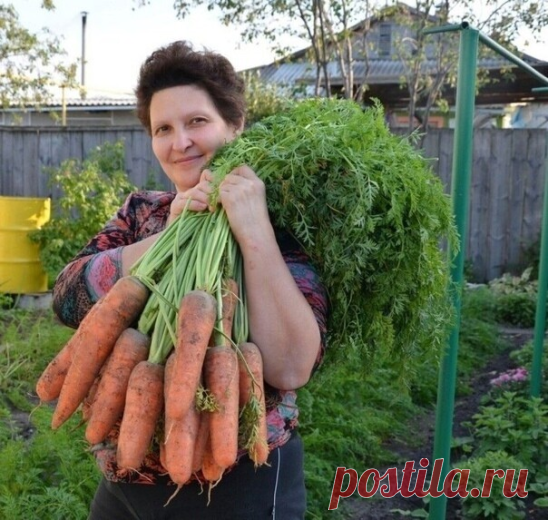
top-left (218, 165), bottom-right (272, 246)
top-left (167, 169), bottom-right (215, 225)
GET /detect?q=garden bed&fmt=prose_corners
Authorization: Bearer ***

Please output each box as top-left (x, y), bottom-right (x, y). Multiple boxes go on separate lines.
top-left (345, 327), bottom-right (541, 520)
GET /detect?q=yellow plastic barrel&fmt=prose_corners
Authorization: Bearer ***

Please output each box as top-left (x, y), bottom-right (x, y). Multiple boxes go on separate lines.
top-left (0, 196), bottom-right (51, 294)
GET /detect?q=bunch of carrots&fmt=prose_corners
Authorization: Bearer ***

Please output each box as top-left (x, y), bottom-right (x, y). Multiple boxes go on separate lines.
top-left (36, 206), bottom-right (269, 493)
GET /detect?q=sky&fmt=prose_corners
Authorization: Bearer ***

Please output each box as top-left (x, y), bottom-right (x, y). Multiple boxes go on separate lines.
top-left (13, 0), bottom-right (292, 98)
top-left (11, 0), bottom-right (548, 100)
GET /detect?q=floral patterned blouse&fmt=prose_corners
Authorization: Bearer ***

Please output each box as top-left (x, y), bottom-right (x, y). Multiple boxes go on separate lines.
top-left (52, 190), bottom-right (328, 485)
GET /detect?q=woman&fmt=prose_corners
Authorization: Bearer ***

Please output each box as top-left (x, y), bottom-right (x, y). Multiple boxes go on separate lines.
top-left (53, 41), bottom-right (328, 520)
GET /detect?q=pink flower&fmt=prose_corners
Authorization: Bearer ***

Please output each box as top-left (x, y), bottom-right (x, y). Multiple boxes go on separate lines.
top-left (490, 367), bottom-right (529, 387)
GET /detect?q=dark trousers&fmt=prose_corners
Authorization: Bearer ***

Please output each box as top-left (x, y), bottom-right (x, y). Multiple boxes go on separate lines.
top-left (88, 431), bottom-right (306, 520)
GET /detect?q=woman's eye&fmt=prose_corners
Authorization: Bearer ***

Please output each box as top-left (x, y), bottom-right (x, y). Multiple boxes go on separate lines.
top-left (190, 117), bottom-right (207, 125)
top-left (154, 125), bottom-right (169, 135)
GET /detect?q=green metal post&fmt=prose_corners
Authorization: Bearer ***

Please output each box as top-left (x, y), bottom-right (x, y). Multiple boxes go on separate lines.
top-left (530, 149), bottom-right (548, 397)
top-left (428, 25), bottom-right (479, 520)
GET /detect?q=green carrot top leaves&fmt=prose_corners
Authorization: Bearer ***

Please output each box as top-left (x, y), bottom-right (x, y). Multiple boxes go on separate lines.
top-left (207, 98), bottom-right (457, 371)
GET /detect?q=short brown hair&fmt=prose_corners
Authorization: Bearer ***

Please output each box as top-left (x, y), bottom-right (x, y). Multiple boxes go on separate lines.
top-left (135, 41), bottom-right (246, 134)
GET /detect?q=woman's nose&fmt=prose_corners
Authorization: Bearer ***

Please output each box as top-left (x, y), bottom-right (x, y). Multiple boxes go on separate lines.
top-left (172, 128), bottom-right (192, 151)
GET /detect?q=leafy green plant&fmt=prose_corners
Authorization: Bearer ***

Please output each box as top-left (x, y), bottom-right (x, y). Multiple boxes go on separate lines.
top-left (454, 287), bottom-right (508, 395)
top-left (494, 293), bottom-right (538, 328)
top-left (241, 70), bottom-right (291, 125)
top-left (0, 407), bottom-right (99, 520)
top-left (461, 451), bottom-right (526, 520)
top-left (489, 268), bottom-right (537, 296)
top-left (529, 475), bottom-right (548, 508)
top-left (0, 311), bottom-right (72, 403)
top-left (468, 392), bottom-right (548, 475)
top-left (0, 293), bottom-right (14, 309)
top-left (510, 340), bottom-right (548, 394)
top-left (29, 140), bottom-right (135, 284)
top-left (0, 309), bottom-right (96, 520)
top-left (488, 268), bottom-right (542, 327)
top-left (522, 238), bottom-right (540, 280)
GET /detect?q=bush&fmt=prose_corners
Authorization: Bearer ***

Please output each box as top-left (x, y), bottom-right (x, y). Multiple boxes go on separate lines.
top-left (460, 450), bottom-right (526, 520)
top-left (242, 70), bottom-right (290, 126)
top-left (29, 141), bottom-right (135, 285)
top-left (494, 293), bottom-right (537, 327)
top-left (488, 268), bottom-right (542, 327)
top-left (468, 392), bottom-right (548, 475)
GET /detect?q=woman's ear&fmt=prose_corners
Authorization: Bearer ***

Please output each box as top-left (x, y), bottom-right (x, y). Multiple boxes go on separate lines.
top-left (234, 119), bottom-right (245, 136)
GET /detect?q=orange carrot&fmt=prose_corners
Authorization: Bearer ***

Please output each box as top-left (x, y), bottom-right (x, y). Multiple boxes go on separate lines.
top-left (204, 345), bottom-right (239, 468)
top-left (35, 339), bottom-right (74, 402)
top-left (201, 433), bottom-right (225, 483)
top-left (191, 411), bottom-right (210, 474)
top-left (238, 342), bottom-right (269, 466)
top-left (117, 360), bottom-right (165, 470)
top-left (159, 438), bottom-right (168, 472)
top-left (51, 276), bottom-right (149, 430)
top-left (164, 403), bottom-right (200, 486)
top-left (81, 374), bottom-right (101, 423)
top-left (164, 290), bottom-right (216, 423)
top-left (162, 351), bottom-right (196, 483)
top-left (85, 328), bottom-right (150, 445)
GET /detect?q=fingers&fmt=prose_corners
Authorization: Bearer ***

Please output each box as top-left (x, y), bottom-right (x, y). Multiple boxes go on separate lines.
top-left (218, 166), bottom-right (266, 213)
top-left (200, 169), bottom-right (214, 183)
top-left (222, 165), bottom-right (257, 184)
top-left (168, 174), bottom-right (214, 223)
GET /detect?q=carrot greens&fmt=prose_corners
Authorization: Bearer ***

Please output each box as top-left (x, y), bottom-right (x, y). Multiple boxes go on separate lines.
top-left (208, 98), bottom-right (457, 371)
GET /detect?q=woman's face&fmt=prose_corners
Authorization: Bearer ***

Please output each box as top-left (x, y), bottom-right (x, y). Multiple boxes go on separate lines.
top-left (150, 85), bottom-right (240, 192)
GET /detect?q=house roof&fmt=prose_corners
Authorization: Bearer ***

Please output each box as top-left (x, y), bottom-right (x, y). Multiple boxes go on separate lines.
top-left (1, 96), bottom-right (136, 113)
top-left (256, 56), bottom-right (540, 86)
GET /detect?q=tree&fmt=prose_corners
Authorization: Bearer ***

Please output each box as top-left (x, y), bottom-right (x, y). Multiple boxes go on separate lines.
top-left (139, 0), bottom-right (378, 100)
top-left (139, 0), bottom-right (548, 128)
top-left (0, 2), bottom-right (76, 110)
top-left (385, 0), bottom-right (548, 132)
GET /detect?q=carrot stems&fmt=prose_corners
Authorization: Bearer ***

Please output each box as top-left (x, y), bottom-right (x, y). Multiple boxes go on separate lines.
top-left (129, 206), bottom-right (247, 367)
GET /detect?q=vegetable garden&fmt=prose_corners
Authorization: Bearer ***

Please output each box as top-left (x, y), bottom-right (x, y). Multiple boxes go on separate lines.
top-left (2, 25), bottom-right (548, 515)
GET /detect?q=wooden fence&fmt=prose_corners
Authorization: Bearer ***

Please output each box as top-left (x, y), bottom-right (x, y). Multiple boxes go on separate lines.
top-left (1, 125), bottom-right (547, 282)
top-left (0, 126), bottom-right (169, 197)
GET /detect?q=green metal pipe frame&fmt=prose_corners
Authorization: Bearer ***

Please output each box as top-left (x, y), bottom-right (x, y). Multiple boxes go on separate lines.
top-left (530, 152), bottom-right (548, 397)
top-left (422, 21), bottom-right (548, 520)
top-left (428, 24), bottom-right (479, 520)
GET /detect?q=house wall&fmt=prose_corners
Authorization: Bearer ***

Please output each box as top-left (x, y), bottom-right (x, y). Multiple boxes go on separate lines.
top-left (0, 125), bottom-right (546, 282)
top-left (351, 18), bottom-right (449, 61)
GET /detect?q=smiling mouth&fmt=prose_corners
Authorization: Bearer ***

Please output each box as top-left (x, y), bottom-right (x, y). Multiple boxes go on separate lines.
top-left (175, 155), bottom-right (203, 164)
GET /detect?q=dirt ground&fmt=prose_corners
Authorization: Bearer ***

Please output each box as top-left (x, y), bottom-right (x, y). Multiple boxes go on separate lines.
top-left (343, 327), bottom-right (541, 520)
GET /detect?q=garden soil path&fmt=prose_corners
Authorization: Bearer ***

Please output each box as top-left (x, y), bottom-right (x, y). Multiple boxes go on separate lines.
top-left (345, 327), bottom-right (542, 520)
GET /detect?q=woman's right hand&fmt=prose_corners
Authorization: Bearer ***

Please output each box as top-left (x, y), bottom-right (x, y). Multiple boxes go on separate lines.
top-left (167, 170), bottom-right (215, 225)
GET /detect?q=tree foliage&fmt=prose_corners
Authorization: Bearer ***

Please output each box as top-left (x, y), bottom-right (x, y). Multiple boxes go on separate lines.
top-left (0, 2), bottom-right (76, 109)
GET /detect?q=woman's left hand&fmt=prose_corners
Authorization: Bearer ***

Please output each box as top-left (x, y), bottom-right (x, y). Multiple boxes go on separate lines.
top-left (218, 165), bottom-right (272, 246)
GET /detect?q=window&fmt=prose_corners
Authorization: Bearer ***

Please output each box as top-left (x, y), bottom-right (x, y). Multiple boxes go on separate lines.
top-left (378, 23), bottom-right (392, 57)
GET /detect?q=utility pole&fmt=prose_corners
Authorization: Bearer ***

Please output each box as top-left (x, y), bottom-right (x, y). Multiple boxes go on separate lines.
top-left (81, 11), bottom-right (88, 99)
